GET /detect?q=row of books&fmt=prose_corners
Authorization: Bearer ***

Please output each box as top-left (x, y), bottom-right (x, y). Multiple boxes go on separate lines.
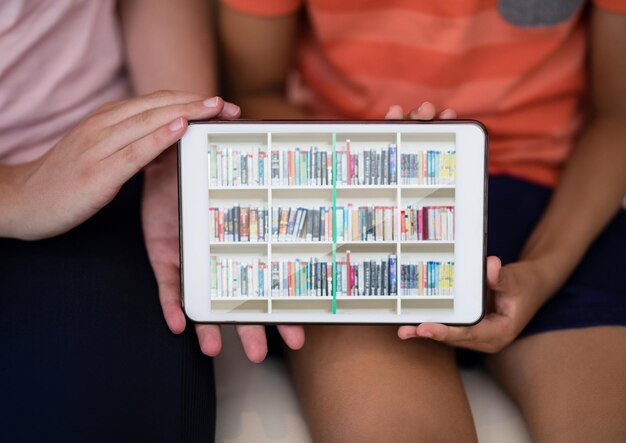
top-left (400, 206), bottom-right (455, 241)
top-left (334, 253), bottom-right (397, 296)
top-left (399, 151), bottom-right (456, 185)
top-left (270, 144), bottom-right (400, 187)
top-left (270, 255), bottom-right (399, 297)
top-left (400, 261), bottom-right (455, 296)
top-left (271, 147), bottom-right (331, 186)
top-left (271, 205), bottom-right (396, 242)
top-left (209, 207), bottom-right (268, 243)
top-left (209, 256), bottom-right (453, 298)
top-left (209, 204), bottom-right (454, 243)
top-left (334, 142), bottom-right (397, 185)
top-left (208, 145), bottom-right (267, 187)
top-left (208, 144), bottom-right (454, 188)
top-left (210, 257), bottom-right (268, 298)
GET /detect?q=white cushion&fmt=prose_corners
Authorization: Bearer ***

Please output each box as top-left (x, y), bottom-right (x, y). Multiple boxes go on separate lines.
top-left (215, 326), bottom-right (531, 442)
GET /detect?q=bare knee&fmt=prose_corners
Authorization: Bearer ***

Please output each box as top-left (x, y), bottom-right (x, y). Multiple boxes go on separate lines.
top-left (289, 325), bottom-right (477, 443)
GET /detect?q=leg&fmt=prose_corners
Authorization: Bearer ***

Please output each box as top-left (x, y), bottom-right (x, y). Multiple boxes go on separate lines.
top-left (486, 327), bottom-right (626, 443)
top-left (287, 325), bottom-right (477, 443)
top-left (0, 175), bottom-right (215, 442)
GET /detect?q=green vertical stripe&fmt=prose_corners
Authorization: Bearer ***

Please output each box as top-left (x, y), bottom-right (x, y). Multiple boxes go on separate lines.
top-left (331, 133), bottom-right (338, 314)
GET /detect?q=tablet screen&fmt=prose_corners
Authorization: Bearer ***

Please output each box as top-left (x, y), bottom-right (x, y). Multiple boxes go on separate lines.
top-left (179, 121), bottom-right (486, 325)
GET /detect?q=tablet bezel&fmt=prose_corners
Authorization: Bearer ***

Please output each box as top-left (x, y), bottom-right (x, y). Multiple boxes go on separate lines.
top-left (179, 120), bottom-right (487, 325)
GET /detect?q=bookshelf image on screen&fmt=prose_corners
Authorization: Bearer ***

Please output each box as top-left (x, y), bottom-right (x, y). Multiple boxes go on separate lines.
top-left (206, 130), bottom-right (457, 317)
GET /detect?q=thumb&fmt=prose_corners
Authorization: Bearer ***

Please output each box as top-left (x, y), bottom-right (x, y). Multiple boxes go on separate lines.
top-left (486, 255), bottom-right (508, 292)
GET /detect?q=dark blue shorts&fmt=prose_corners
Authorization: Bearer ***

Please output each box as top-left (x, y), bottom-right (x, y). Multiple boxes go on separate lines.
top-left (488, 175), bottom-right (626, 337)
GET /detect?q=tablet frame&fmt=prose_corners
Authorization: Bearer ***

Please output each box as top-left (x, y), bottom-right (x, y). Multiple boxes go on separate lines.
top-left (178, 120), bottom-right (487, 325)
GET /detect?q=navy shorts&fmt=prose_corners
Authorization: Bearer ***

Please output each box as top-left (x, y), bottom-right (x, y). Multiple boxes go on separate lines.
top-left (488, 175), bottom-right (626, 337)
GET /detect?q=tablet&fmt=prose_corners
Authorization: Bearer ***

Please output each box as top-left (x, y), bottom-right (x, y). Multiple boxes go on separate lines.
top-left (178, 121), bottom-right (487, 325)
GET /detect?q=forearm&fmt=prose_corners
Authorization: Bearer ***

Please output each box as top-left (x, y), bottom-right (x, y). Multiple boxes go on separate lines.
top-left (119, 0), bottom-right (217, 96)
top-left (0, 162), bottom-right (37, 238)
top-left (120, 0), bottom-right (218, 173)
top-left (520, 114), bottom-right (626, 296)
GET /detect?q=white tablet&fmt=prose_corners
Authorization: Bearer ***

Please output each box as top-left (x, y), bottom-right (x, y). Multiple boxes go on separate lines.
top-left (178, 121), bottom-right (487, 325)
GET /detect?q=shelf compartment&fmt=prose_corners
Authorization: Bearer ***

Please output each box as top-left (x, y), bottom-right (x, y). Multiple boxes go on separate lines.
top-left (400, 295), bottom-right (454, 300)
top-left (335, 299), bottom-right (397, 315)
top-left (210, 299), bottom-right (268, 313)
top-left (208, 133), bottom-right (268, 187)
top-left (272, 299), bottom-right (333, 314)
top-left (209, 243), bottom-right (268, 253)
top-left (400, 299), bottom-right (454, 311)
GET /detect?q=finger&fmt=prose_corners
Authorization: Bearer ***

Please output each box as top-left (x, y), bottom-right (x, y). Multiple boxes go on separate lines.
top-left (150, 259), bottom-right (186, 334)
top-left (101, 117), bottom-right (189, 184)
top-left (417, 313), bottom-right (510, 348)
top-left (99, 98), bottom-right (225, 156)
top-left (94, 90), bottom-right (206, 126)
top-left (196, 324), bottom-right (223, 356)
top-left (408, 102), bottom-right (437, 120)
top-left (385, 105), bottom-right (405, 120)
top-left (397, 325), bottom-right (420, 339)
top-left (236, 325), bottom-right (268, 363)
top-left (277, 325), bottom-right (305, 350)
top-left (221, 101), bottom-right (241, 120)
top-left (415, 322), bottom-right (474, 342)
top-left (486, 255), bottom-right (510, 292)
top-left (439, 108), bottom-right (457, 119)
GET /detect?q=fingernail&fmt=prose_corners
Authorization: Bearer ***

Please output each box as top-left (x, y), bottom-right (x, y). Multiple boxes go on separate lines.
top-left (418, 330), bottom-right (433, 338)
top-left (418, 102), bottom-right (430, 112)
top-left (168, 117), bottom-right (184, 132)
top-left (222, 102), bottom-right (240, 117)
top-left (203, 97), bottom-right (219, 108)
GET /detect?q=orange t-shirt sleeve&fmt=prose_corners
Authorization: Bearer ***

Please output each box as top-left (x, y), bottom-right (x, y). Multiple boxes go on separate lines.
top-left (593, 0), bottom-right (626, 13)
top-left (221, 0), bottom-right (303, 17)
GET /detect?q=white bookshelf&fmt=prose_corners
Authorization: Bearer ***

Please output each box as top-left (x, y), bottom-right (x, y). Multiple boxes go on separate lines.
top-left (207, 130), bottom-right (456, 316)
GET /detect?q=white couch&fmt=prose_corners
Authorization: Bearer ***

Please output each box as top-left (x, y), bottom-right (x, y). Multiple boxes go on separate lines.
top-left (215, 326), bottom-right (532, 442)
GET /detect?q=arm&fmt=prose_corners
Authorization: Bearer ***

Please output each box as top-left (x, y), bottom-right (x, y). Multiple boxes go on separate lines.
top-left (219, 4), bottom-right (309, 118)
top-left (400, 7), bottom-right (626, 351)
top-left (520, 7), bottom-right (626, 292)
top-left (120, 0), bottom-right (303, 362)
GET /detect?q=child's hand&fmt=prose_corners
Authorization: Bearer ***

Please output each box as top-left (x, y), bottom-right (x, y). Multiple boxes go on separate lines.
top-left (397, 256), bottom-right (553, 353)
top-left (384, 102), bottom-right (457, 120)
top-left (142, 146), bottom-right (305, 363)
top-left (1, 91), bottom-right (234, 240)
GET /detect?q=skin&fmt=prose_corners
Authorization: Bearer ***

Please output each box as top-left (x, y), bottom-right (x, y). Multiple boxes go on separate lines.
top-left (0, 1), bottom-right (302, 363)
top-left (0, 92), bottom-right (237, 240)
top-left (220, 3), bottom-right (626, 441)
top-left (119, 0), bottom-right (304, 363)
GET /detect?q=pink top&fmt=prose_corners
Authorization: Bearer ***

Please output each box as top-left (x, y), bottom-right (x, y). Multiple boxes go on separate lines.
top-left (0, 0), bottom-right (129, 165)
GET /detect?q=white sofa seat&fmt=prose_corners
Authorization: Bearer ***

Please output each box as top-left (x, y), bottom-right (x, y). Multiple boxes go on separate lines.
top-left (215, 326), bottom-right (532, 442)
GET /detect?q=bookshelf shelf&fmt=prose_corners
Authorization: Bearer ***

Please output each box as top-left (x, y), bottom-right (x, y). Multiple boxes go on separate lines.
top-left (400, 241), bottom-right (455, 246)
top-left (400, 295), bottom-right (454, 300)
top-left (400, 184), bottom-right (455, 189)
top-left (271, 241), bottom-right (334, 246)
top-left (210, 186), bottom-right (268, 191)
top-left (207, 129), bottom-right (457, 315)
top-left (272, 296), bottom-right (332, 301)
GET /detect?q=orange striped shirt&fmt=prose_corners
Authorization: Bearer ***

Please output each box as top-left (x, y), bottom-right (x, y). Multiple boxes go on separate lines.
top-left (223, 0), bottom-right (626, 187)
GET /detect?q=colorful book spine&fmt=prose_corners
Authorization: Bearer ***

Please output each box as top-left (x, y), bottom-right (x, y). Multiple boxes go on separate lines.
top-left (271, 206), bottom-right (397, 242)
top-left (401, 205), bottom-right (454, 241)
top-left (400, 150), bottom-right (455, 185)
top-left (327, 255), bottom-right (398, 296)
top-left (210, 257), bottom-right (268, 298)
top-left (400, 261), bottom-right (454, 296)
top-left (209, 206), bottom-right (269, 243)
top-left (208, 146), bottom-right (267, 187)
